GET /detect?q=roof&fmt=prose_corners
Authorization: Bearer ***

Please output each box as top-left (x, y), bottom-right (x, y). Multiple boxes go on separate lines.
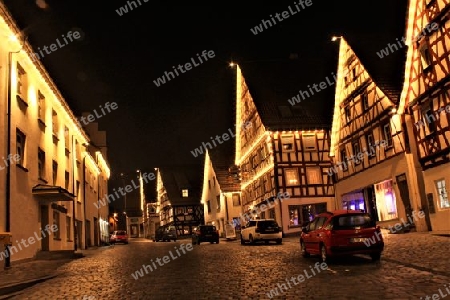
top-left (343, 0), bottom-right (409, 104)
top-left (158, 164), bottom-right (203, 206)
top-left (208, 142), bottom-right (240, 193)
top-left (239, 60), bottom-right (334, 131)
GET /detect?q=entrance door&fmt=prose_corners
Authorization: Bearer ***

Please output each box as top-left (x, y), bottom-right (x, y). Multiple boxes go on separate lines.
top-left (86, 220), bottom-right (91, 247)
top-left (94, 218), bottom-right (99, 246)
top-left (40, 205), bottom-right (50, 251)
top-left (396, 174), bottom-right (413, 221)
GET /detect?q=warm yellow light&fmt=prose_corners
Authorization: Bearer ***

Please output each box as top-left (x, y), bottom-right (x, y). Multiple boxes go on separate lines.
top-left (331, 36), bottom-right (341, 42)
top-left (229, 62), bottom-right (236, 67)
top-left (9, 34), bottom-right (18, 43)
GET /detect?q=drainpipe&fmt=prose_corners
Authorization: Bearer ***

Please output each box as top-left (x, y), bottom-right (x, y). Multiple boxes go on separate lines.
top-left (83, 154), bottom-right (87, 249)
top-left (271, 134), bottom-right (284, 236)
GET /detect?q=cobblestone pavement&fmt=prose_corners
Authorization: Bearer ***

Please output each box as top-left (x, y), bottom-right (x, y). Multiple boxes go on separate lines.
top-left (5, 232), bottom-right (450, 300)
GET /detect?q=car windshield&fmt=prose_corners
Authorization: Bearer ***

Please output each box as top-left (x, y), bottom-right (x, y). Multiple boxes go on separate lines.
top-left (332, 214), bottom-right (375, 230)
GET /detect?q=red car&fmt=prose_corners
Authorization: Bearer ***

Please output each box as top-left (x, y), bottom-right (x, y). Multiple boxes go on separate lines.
top-left (110, 230), bottom-right (129, 244)
top-left (300, 210), bottom-right (384, 263)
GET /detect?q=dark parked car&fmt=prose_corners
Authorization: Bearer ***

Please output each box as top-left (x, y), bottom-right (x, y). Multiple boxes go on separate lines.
top-left (300, 210), bottom-right (384, 263)
top-left (110, 230), bottom-right (129, 244)
top-left (192, 225), bottom-right (219, 245)
top-left (154, 226), bottom-right (177, 242)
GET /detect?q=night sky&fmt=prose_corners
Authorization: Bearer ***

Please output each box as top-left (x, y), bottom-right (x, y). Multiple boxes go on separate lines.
top-left (3, 0), bottom-right (407, 209)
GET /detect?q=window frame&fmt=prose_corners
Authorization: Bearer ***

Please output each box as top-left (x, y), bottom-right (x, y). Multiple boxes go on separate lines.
top-left (436, 179), bottom-right (449, 209)
top-left (284, 168), bottom-right (299, 186)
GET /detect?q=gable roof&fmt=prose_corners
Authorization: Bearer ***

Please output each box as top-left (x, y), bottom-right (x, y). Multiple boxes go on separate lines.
top-left (238, 60), bottom-right (335, 131)
top-left (208, 141), bottom-right (240, 193)
top-left (345, 32), bottom-right (408, 104)
top-left (158, 164), bottom-right (203, 205)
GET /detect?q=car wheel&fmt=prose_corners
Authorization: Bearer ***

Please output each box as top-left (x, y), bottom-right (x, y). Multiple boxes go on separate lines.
top-left (216, 239), bottom-right (219, 244)
top-left (276, 239), bottom-right (282, 245)
top-left (320, 244), bottom-right (327, 263)
top-left (370, 252), bottom-right (381, 262)
top-left (240, 236), bottom-right (245, 245)
top-left (300, 241), bottom-right (310, 258)
top-left (249, 234), bottom-right (254, 244)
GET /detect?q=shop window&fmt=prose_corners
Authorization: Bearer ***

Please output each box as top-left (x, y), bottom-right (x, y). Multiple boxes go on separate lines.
top-left (374, 180), bottom-right (398, 221)
top-left (436, 179), bottom-right (449, 209)
top-left (53, 211), bottom-right (60, 239)
top-left (289, 203), bottom-right (327, 227)
top-left (285, 168), bottom-right (299, 186)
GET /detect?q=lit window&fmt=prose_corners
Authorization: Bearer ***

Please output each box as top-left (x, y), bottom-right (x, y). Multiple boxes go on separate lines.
top-left (302, 133), bottom-right (317, 151)
top-left (285, 168), bottom-right (299, 186)
top-left (182, 189), bottom-right (188, 197)
top-left (436, 179), bottom-right (449, 209)
top-left (281, 134), bottom-right (294, 152)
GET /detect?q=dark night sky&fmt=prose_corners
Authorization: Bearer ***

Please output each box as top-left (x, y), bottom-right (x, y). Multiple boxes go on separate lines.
top-left (3, 0), bottom-right (407, 209)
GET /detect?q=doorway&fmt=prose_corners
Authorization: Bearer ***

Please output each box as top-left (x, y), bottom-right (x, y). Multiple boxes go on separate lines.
top-left (40, 205), bottom-right (50, 251)
top-left (94, 217), bottom-right (99, 246)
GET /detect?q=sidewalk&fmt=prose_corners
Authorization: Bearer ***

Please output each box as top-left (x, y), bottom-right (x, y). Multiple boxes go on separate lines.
top-left (0, 246), bottom-right (111, 298)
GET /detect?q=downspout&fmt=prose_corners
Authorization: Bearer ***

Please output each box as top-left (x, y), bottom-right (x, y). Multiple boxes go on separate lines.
top-left (83, 154), bottom-right (87, 249)
top-left (271, 134), bottom-right (284, 236)
top-left (72, 135), bottom-right (76, 251)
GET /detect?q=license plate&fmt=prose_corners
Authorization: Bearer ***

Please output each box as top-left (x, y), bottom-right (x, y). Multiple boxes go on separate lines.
top-left (265, 229), bottom-right (274, 232)
top-left (350, 238), bottom-right (367, 243)
top-left (206, 234), bottom-right (212, 237)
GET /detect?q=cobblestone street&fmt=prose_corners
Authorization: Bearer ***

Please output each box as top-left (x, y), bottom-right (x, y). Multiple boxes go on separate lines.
top-left (5, 232), bottom-right (450, 300)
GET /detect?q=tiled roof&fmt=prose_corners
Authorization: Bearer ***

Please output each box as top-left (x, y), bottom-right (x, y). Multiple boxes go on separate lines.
top-left (239, 60), bottom-right (334, 131)
top-left (208, 142), bottom-right (240, 192)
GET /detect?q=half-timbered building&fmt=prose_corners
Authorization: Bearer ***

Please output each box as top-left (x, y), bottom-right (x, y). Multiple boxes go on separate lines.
top-left (329, 2), bottom-right (432, 232)
top-left (232, 61), bottom-right (335, 235)
top-left (156, 165), bottom-right (204, 236)
top-left (400, 0), bottom-right (450, 233)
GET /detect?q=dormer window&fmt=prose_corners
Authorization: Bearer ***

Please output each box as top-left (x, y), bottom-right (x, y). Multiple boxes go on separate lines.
top-left (182, 189), bottom-right (188, 197)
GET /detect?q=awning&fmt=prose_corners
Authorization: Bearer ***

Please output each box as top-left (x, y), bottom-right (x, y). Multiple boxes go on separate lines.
top-left (32, 184), bottom-right (75, 202)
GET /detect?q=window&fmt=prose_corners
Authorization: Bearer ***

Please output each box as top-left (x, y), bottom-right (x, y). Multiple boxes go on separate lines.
top-left (419, 43), bottom-right (432, 70)
top-left (76, 180), bottom-right (80, 198)
top-left (382, 123), bottom-right (393, 147)
top-left (52, 110), bottom-right (58, 136)
top-left (281, 134), bottom-right (294, 152)
top-left (344, 106), bottom-right (351, 123)
top-left (213, 176), bottom-right (216, 187)
top-left (16, 63), bottom-right (27, 100)
top-left (352, 141), bottom-right (362, 165)
top-left (361, 92), bottom-right (369, 111)
top-left (285, 168), bottom-right (299, 186)
top-left (436, 179), bottom-right (449, 209)
top-left (38, 91), bottom-right (45, 121)
top-left (423, 108), bottom-right (437, 133)
top-left (53, 211), bottom-right (60, 239)
top-left (365, 133), bottom-right (376, 157)
top-left (38, 148), bottom-right (45, 179)
top-left (52, 161), bottom-right (58, 185)
top-left (65, 171), bottom-right (70, 190)
top-left (64, 126), bottom-right (70, 149)
top-left (351, 67), bottom-right (357, 81)
top-left (306, 167), bottom-right (322, 184)
top-left (340, 148), bottom-right (348, 171)
top-left (302, 133), bottom-right (317, 151)
top-left (182, 189), bottom-right (188, 197)
top-left (289, 203), bottom-right (327, 227)
top-left (66, 216), bottom-right (71, 241)
top-left (16, 129), bottom-right (26, 166)
top-left (216, 195), bottom-right (221, 212)
top-left (207, 200), bottom-right (211, 213)
top-left (232, 193), bottom-right (240, 206)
